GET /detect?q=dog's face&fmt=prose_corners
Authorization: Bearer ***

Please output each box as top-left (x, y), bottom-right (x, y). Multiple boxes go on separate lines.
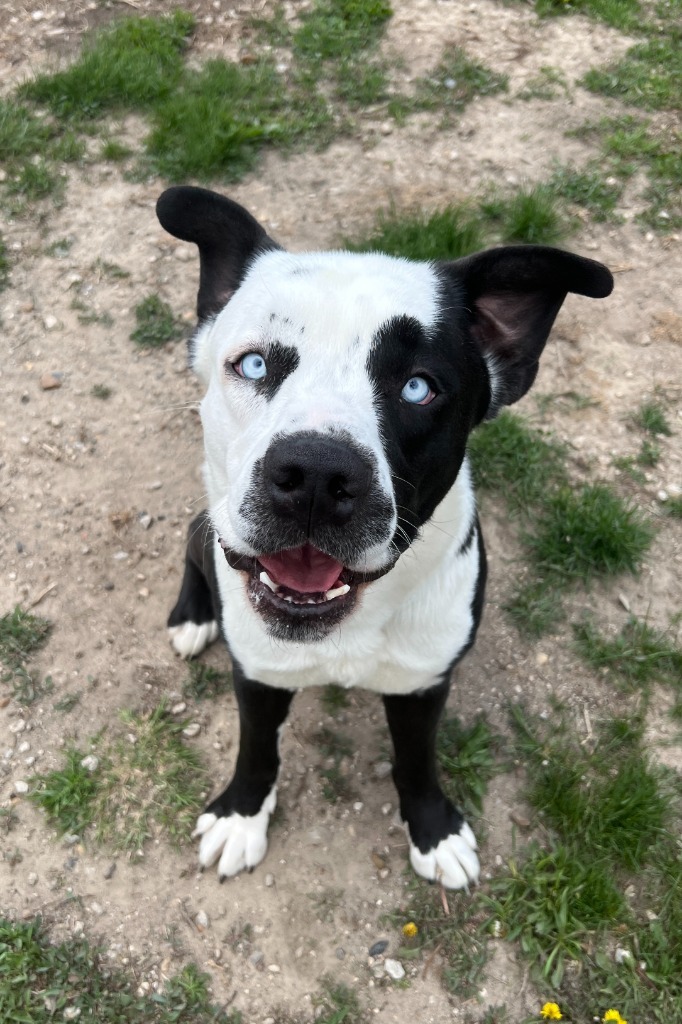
top-left (158, 187), bottom-right (613, 642)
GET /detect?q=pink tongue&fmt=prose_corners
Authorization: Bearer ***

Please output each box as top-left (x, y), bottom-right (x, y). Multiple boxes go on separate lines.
top-left (259, 544), bottom-right (343, 594)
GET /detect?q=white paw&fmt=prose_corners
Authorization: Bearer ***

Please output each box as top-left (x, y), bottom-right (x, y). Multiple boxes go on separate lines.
top-left (193, 787), bottom-right (276, 879)
top-left (169, 620), bottom-right (219, 659)
top-left (409, 821), bottom-right (480, 890)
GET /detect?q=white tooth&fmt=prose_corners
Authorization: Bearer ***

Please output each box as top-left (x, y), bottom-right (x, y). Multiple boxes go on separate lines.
top-left (325, 583), bottom-right (351, 601)
top-left (283, 595), bottom-right (294, 603)
top-left (259, 571), bottom-right (278, 592)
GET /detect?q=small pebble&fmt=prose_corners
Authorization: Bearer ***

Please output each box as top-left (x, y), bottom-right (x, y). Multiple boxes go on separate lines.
top-left (63, 834), bottom-right (80, 846)
top-left (80, 755), bottom-right (99, 772)
top-left (195, 910), bottom-right (210, 930)
top-left (368, 939), bottom-right (389, 958)
top-left (9, 719), bottom-right (26, 734)
top-left (183, 723), bottom-right (201, 738)
top-left (373, 761), bottom-right (392, 779)
top-left (14, 780), bottom-right (29, 794)
top-left (264, 873), bottom-right (274, 887)
top-left (43, 315), bottom-right (59, 331)
top-left (249, 950), bottom-right (265, 969)
top-left (335, 947), bottom-right (346, 960)
top-left (267, 964), bottom-right (281, 973)
top-left (535, 651), bottom-right (549, 666)
top-left (28, 873), bottom-right (38, 886)
top-left (384, 958), bottom-right (405, 980)
top-left (139, 513), bottom-right (153, 530)
top-left (63, 1009), bottom-right (81, 1021)
top-left (171, 702), bottom-right (187, 715)
top-left (618, 593), bottom-right (631, 612)
top-left (103, 862), bottom-right (116, 880)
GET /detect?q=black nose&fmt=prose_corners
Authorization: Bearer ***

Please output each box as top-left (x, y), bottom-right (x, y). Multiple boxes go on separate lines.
top-left (263, 433), bottom-right (374, 530)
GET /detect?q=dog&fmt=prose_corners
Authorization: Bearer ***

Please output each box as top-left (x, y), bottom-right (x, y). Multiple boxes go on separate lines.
top-left (156, 186), bottom-right (613, 888)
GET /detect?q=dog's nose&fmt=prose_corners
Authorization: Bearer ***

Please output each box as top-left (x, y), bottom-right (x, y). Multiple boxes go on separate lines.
top-left (263, 433), bottom-right (374, 530)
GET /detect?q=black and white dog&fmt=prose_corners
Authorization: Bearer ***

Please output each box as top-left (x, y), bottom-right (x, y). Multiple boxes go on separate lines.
top-left (157, 186), bottom-right (612, 889)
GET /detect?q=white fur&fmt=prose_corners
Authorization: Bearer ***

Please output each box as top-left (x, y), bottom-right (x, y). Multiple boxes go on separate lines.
top-left (408, 821), bottom-right (480, 890)
top-left (194, 786), bottom-right (277, 877)
top-left (169, 620), bottom-right (219, 659)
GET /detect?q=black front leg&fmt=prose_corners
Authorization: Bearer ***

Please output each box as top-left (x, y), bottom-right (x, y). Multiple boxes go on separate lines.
top-left (195, 666), bottom-right (295, 880)
top-left (383, 682), bottom-right (480, 889)
top-left (168, 510), bottom-right (221, 658)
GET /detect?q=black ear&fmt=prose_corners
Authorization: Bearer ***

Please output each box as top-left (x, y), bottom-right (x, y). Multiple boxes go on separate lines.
top-left (156, 186), bottom-right (281, 322)
top-left (442, 245), bottom-right (613, 415)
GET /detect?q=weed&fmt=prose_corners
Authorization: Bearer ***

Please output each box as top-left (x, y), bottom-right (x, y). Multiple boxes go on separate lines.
top-left (437, 715), bottom-right (503, 816)
top-left (632, 399), bottom-right (673, 436)
top-left (130, 294), bottom-right (182, 347)
top-left (5, 161), bottom-right (64, 203)
top-left (20, 12), bottom-right (195, 120)
top-left (0, 99), bottom-right (52, 159)
top-left (583, 36), bottom-right (682, 112)
top-left (504, 580), bottom-right (565, 637)
top-left (320, 683), bottom-right (351, 716)
top-left (526, 484), bottom-right (654, 581)
top-left (93, 258), bottom-right (130, 280)
top-left (314, 977), bottom-right (367, 1023)
top-left (0, 917), bottom-right (242, 1023)
top-left (91, 383), bottom-right (113, 400)
top-left (666, 495), bottom-right (682, 519)
top-left (468, 411), bottom-right (567, 512)
top-left (346, 202), bottom-right (485, 261)
top-left (308, 887), bottom-right (344, 923)
top-left (45, 237), bottom-right (73, 258)
top-left (182, 662), bottom-right (233, 701)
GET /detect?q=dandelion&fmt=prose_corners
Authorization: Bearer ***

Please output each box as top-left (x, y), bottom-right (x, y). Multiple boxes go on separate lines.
top-left (603, 1012), bottom-right (627, 1024)
top-left (540, 1004), bottom-right (563, 1021)
top-left (402, 921), bottom-right (418, 938)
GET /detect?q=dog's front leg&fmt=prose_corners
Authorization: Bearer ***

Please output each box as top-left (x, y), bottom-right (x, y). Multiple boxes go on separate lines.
top-left (195, 667), bottom-right (294, 881)
top-left (383, 682), bottom-right (479, 890)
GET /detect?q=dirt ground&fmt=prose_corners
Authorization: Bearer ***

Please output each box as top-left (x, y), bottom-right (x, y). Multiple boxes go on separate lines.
top-left (1, 1), bottom-right (681, 1021)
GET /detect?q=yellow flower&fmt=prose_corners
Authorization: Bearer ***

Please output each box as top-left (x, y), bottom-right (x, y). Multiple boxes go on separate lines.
top-left (402, 921), bottom-right (418, 938)
top-left (603, 1012), bottom-right (627, 1024)
top-left (540, 1004), bottom-right (563, 1021)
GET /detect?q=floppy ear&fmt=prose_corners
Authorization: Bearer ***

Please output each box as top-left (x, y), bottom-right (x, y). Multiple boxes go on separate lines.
top-left (441, 246), bottom-right (613, 417)
top-left (156, 186), bottom-right (281, 322)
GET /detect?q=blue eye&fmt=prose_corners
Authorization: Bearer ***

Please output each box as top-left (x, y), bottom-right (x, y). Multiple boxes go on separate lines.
top-left (236, 352), bottom-right (267, 380)
top-left (401, 376), bottom-right (434, 405)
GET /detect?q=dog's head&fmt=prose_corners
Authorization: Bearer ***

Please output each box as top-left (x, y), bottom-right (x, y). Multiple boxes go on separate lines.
top-left (157, 187), bottom-right (612, 641)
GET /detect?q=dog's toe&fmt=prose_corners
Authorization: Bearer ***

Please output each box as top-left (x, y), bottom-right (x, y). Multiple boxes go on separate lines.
top-left (195, 788), bottom-right (276, 879)
top-left (169, 620), bottom-right (219, 659)
top-left (409, 822), bottom-right (479, 890)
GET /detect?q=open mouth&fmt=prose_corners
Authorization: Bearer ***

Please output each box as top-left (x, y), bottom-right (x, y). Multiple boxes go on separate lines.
top-left (218, 540), bottom-right (394, 628)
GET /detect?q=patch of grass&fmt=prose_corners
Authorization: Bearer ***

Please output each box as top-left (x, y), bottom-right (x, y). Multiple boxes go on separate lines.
top-left (527, 484), bottom-right (654, 581)
top-left (517, 66), bottom-right (570, 101)
top-left (0, 607), bottom-right (51, 674)
top-left (130, 294), bottom-right (182, 347)
top-left (0, 234), bottom-right (9, 291)
top-left (144, 57), bottom-right (326, 182)
top-left (534, 0), bottom-right (643, 31)
top-left (468, 411), bottom-right (568, 512)
top-left (45, 237), bottom-right (73, 258)
top-left (480, 186), bottom-right (566, 245)
top-left (314, 978), bottom-right (367, 1023)
top-left (631, 399), bottom-right (673, 436)
top-left (32, 704), bottom-right (206, 852)
top-left (313, 726), bottom-right (355, 803)
top-left (666, 495), bottom-right (682, 519)
top-left (4, 161), bottom-right (65, 203)
top-left (320, 683), bottom-right (351, 716)
top-left (437, 715), bottom-right (503, 816)
top-left (583, 36), bottom-right (682, 112)
top-left (392, 46), bottom-right (508, 123)
top-left (100, 138), bottom-right (133, 161)
top-left (0, 98), bottom-right (52, 159)
top-left (20, 11), bottom-right (195, 120)
top-left (0, 917), bottom-right (242, 1023)
top-left (91, 383), bottom-right (113, 400)
top-left (547, 164), bottom-right (623, 222)
top-left (30, 748), bottom-right (100, 836)
top-left (574, 615), bottom-right (682, 704)
top-left (182, 662), bottom-right (233, 701)
top-left (387, 883), bottom-right (489, 998)
top-left (346, 202), bottom-right (485, 261)
top-left (504, 581), bottom-right (565, 637)
top-left (485, 842), bottom-right (627, 987)
top-left (53, 691), bottom-right (83, 714)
